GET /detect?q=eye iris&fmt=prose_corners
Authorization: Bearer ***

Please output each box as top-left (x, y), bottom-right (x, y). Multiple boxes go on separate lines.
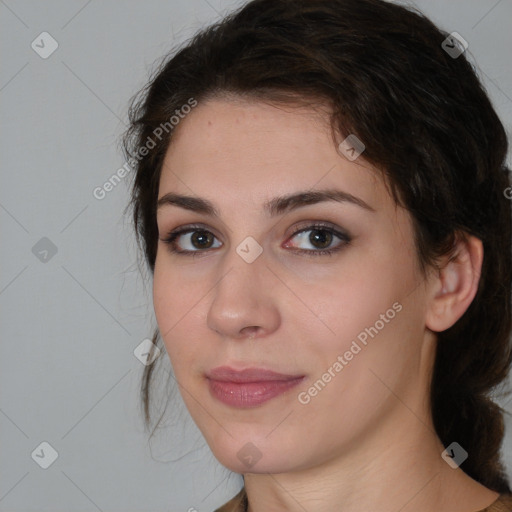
top-left (309, 229), bottom-right (332, 249)
top-left (191, 231), bottom-right (214, 249)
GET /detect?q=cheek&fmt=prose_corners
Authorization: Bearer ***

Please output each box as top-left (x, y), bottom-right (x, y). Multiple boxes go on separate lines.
top-left (152, 259), bottom-right (176, 333)
top-left (308, 256), bottom-right (402, 334)
top-left (152, 259), bottom-right (195, 362)
top-left (302, 270), bottom-right (423, 413)
top-left (295, 241), bottom-right (419, 383)
top-left (153, 253), bottom-right (202, 325)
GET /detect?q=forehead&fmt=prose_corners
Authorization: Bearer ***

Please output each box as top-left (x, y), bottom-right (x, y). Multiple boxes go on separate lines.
top-left (158, 97), bottom-right (388, 213)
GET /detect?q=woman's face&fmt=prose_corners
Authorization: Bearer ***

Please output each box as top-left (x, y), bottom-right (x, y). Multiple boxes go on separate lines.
top-left (153, 97), bottom-right (435, 474)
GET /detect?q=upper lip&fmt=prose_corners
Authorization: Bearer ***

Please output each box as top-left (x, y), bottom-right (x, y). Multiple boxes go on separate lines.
top-left (206, 366), bottom-right (304, 383)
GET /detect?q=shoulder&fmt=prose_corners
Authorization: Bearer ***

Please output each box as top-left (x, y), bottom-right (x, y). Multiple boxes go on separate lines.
top-left (212, 489), bottom-right (512, 512)
top-left (212, 490), bottom-right (512, 512)
top-left (482, 493), bottom-right (512, 512)
top-left (213, 487), bottom-right (247, 512)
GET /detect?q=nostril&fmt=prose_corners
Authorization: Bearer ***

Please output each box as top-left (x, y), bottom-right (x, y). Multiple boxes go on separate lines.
top-left (241, 326), bottom-right (259, 339)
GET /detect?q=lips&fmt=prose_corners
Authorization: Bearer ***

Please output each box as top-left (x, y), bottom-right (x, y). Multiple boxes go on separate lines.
top-left (206, 366), bottom-right (305, 408)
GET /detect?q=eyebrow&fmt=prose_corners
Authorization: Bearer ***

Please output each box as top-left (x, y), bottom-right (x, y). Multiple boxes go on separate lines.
top-left (156, 188), bottom-right (376, 217)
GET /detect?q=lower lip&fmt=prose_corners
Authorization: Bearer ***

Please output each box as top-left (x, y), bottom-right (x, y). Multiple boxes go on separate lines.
top-left (207, 377), bottom-right (304, 408)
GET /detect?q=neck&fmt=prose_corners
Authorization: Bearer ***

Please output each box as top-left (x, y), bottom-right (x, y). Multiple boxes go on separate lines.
top-left (243, 403), bottom-right (498, 512)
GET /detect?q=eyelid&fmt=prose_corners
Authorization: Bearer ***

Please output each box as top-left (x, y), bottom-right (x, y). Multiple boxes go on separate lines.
top-left (286, 220), bottom-right (348, 237)
top-left (159, 222), bottom-right (222, 241)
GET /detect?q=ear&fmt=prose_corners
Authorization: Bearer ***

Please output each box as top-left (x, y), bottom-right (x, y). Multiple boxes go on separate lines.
top-left (425, 234), bottom-right (483, 333)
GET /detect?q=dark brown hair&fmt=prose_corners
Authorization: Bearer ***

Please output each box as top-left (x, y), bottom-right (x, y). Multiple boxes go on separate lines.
top-left (123, 0), bottom-right (512, 492)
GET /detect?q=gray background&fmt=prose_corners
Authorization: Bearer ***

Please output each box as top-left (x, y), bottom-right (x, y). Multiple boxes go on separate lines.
top-left (1, 0), bottom-right (511, 510)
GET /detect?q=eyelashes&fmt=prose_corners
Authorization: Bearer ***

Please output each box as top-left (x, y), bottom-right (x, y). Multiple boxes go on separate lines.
top-left (159, 222), bottom-right (352, 258)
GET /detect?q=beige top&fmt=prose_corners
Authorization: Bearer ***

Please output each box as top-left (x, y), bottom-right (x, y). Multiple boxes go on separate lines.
top-left (214, 488), bottom-right (512, 512)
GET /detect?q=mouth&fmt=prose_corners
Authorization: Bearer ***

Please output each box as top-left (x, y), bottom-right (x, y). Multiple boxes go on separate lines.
top-left (205, 366), bottom-right (305, 408)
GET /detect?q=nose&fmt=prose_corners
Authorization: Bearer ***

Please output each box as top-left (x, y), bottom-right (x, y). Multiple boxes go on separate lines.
top-left (206, 247), bottom-right (281, 340)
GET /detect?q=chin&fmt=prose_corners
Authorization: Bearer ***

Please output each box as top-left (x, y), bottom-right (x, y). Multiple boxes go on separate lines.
top-left (204, 427), bottom-right (305, 474)
top-left (215, 449), bottom-right (299, 475)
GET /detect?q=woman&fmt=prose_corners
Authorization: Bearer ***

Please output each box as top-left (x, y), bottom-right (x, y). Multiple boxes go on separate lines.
top-left (123, 0), bottom-right (512, 510)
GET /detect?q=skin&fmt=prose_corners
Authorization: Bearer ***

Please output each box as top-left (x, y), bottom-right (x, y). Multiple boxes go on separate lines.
top-left (153, 97), bottom-right (499, 512)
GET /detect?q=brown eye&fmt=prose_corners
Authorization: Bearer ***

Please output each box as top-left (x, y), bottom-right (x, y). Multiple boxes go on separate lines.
top-left (308, 229), bottom-right (333, 249)
top-left (160, 225), bottom-right (222, 254)
top-left (190, 231), bottom-right (215, 249)
top-left (284, 223), bottom-right (351, 256)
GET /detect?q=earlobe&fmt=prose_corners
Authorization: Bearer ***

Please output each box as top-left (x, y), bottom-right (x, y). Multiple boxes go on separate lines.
top-left (425, 234), bottom-right (483, 333)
